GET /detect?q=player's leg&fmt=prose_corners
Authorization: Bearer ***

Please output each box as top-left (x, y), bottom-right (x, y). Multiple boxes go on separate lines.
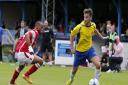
top-left (88, 47), bottom-right (101, 80)
top-left (66, 51), bottom-right (82, 85)
top-left (9, 52), bottom-right (26, 85)
top-left (10, 65), bottom-right (25, 84)
top-left (66, 66), bottom-right (79, 85)
top-left (23, 54), bottom-right (43, 84)
top-left (90, 56), bottom-right (101, 80)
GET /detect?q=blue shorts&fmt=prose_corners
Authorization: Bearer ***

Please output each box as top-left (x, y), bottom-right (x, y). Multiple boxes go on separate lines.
top-left (73, 47), bottom-right (97, 67)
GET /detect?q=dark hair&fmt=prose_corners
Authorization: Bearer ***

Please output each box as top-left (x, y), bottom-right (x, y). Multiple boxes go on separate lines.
top-left (83, 8), bottom-right (93, 16)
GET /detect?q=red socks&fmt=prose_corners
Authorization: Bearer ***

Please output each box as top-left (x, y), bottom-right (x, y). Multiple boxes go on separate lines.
top-left (24, 64), bottom-right (40, 77)
top-left (10, 63), bottom-right (40, 84)
top-left (10, 68), bottom-right (19, 84)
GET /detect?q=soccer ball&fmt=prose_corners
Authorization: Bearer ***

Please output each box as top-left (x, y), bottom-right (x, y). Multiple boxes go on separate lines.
top-left (89, 78), bottom-right (99, 85)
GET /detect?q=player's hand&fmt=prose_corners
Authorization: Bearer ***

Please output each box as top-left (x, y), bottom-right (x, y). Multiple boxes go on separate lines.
top-left (28, 46), bottom-right (34, 54)
top-left (70, 47), bottom-right (75, 54)
top-left (102, 36), bottom-right (108, 40)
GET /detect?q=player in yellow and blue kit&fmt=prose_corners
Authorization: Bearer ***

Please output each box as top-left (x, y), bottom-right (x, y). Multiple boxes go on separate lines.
top-left (66, 8), bottom-right (106, 85)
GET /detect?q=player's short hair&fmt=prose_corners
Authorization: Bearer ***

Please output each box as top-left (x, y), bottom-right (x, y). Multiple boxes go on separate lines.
top-left (35, 21), bottom-right (43, 27)
top-left (83, 8), bottom-right (93, 16)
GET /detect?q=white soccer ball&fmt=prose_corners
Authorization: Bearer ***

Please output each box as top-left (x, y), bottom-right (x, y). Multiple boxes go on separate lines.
top-left (89, 78), bottom-right (99, 85)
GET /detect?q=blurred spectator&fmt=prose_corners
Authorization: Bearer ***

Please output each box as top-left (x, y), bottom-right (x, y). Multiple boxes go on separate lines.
top-left (108, 23), bottom-right (117, 56)
top-left (103, 20), bottom-right (112, 46)
top-left (107, 36), bottom-right (123, 73)
top-left (68, 18), bottom-right (76, 32)
top-left (15, 21), bottom-right (20, 30)
top-left (57, 24), bottom-right (64, 32)
top-left (101, 21), bottom-right (117, 71)
top-left (0, 27), bottom-right (3, 64)
top-left (103, 21), bottom-right (117, 54)
top-left (49, 22), bottom-right (57, 32)
top-left (15, 20), bottom-right (28, 40)
top-left (39, 20), bottom-right (54, 65)
top-left (101, 20), bottom-right (114, 57)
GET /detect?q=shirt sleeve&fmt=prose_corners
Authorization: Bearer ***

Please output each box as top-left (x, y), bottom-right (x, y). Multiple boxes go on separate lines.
top-left (70, 24), bottom-right (81, 36)
top-left (92, 22), bottom-right (96, 31)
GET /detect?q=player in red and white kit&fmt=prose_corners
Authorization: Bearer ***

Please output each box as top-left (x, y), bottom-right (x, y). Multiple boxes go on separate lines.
top-left (9, 21), bottom-right (44, 85)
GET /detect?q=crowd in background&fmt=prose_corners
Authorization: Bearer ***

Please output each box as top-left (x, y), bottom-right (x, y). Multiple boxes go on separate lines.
top-left (0, 18), bottom-right (126, 72)
top-left (96, 20), bottom-right (128, 42)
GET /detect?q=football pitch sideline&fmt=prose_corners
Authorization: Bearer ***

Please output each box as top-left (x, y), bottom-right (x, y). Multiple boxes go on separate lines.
top-left (0, 63), bottom-right (128, 85)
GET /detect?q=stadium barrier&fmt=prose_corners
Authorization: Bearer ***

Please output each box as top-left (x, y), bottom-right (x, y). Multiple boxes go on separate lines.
top-left (2, 29), bottom-right (15, 62)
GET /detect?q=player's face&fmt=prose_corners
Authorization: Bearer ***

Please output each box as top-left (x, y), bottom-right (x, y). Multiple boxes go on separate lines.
top-left (37, 24), bottom-right (44, 33)
top-left (84, 13), bottom-right (92, 22)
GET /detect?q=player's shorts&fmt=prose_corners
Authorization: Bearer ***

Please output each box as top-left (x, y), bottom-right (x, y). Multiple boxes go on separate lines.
top-left (73, 47), bottom-right (97, 67)
top-left (15, 52), bottom-right (34, 65)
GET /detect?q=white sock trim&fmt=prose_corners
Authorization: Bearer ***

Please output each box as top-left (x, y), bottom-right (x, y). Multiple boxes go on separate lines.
top-left (35, 63), bottom-right (41, 68)
top-left (95, 69), bottom-right (101, 80)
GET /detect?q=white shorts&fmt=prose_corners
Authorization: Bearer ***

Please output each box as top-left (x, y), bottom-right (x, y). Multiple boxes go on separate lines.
top-left (15, 52), bottom-right (34, 65)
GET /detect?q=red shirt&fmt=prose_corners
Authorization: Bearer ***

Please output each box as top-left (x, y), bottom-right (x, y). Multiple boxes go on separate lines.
top-left (16, 29), bottom-right (39, 52)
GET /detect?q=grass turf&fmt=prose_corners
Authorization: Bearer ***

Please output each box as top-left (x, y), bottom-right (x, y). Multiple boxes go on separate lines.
top-left (0, 63), bottom-right (128, 85)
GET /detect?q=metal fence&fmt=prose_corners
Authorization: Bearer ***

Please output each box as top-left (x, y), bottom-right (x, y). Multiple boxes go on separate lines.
top-left (2, 29), bottom-right (15, 62)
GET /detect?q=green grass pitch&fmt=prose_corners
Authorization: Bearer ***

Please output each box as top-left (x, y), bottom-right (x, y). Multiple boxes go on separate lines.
top-left (0, 63), bottom-right (128, 85)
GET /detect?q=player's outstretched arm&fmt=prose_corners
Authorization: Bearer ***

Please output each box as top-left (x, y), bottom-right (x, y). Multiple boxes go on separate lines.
top-left (94, 29), bottom-right (108, 40)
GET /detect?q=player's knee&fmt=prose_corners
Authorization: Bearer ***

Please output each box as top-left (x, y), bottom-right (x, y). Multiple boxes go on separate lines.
top-left (19, 65), bottom-right (25, 71)
top-left (38, 59), bottom-right (43, 65)
top-left (96, 63), bottom-right (101, 69)
top-left (16, 65), bottom-right (25, 72)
